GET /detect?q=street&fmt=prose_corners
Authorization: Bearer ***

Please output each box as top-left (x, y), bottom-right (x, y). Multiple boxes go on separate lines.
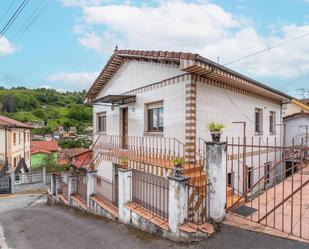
top-left (0, 195), bottom-right (308, 249)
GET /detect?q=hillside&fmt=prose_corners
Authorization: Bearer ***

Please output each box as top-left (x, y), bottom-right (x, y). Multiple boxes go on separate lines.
top-left (0, 87), bottom-right (92, 135)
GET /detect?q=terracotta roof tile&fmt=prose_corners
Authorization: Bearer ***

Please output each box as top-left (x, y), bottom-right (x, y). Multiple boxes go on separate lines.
top-left (0, 115), bottom-right (31, 128)
top-left (60, 148), bottom-right (90, 158)
top-left (31, 141), bottom-right (59, 153)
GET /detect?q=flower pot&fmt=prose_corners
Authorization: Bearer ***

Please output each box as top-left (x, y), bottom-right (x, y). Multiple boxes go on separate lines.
top-left (122, 162), bottom-right (129, 169)
top-left (174, 164), bottom-right (184, 177)
top-left (211, 132), bottom-right (221, 142)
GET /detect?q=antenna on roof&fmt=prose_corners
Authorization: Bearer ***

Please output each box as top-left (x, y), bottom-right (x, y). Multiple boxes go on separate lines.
top-left (114, 45), bottom-right (118, 52)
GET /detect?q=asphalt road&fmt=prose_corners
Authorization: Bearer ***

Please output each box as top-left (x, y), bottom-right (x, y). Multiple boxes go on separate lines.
top-left (0, 194), bottom-right (308, 249)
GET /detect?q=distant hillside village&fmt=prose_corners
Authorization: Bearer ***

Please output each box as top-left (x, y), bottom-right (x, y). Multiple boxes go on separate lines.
top-left (0, 115), bottom-right (93, 174)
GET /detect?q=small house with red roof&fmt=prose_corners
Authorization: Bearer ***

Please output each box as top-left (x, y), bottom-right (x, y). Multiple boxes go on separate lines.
top-left (58, 148), bottom-right (92, 169)
top-left (30, 141), bottom-right (59, 169)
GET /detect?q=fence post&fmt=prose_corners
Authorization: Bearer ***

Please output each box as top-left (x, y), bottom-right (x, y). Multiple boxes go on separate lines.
top-left (10, 172), bottom-right (15, 194)
top-left (42, 167), bottom-right (47, 187)
top-left (68, 174), bottom-right (77, 205)
top-left (86, 170), bottom-right (97, 209)
top-left (167, 175), bottom-right (189, 235)
top-left (55, 174), bottom-right (61, 201)
top-left (49, 173), bottom-right (55, 195)
top-left (205, 141), bottom-right (227, 223)
top-left (118, 168), bottom-right (132, 224)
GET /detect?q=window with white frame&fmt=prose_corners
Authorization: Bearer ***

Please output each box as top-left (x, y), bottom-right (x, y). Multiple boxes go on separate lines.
top-left (97, 112), bottom-right (106, 133)
top-left (255, 108), bottom-right (263, 134)
top-left (146, 101), bottom-right (164, 132)
top-left (269, 111), bottom-right (276, 134)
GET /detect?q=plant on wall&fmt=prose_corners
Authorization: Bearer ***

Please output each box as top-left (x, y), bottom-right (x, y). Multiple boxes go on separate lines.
top-left (208, 122), bottom-right (225, 142)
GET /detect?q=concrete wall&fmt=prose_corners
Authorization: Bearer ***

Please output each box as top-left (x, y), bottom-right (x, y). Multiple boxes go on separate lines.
top-left (285, 116), bottom-right (309, 146)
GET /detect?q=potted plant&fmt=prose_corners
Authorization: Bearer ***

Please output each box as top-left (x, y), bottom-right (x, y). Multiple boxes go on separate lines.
top-left (172, 158), bottom-right (185, 177)
top-left (121, 157), bottom-right (129, 169)
top-left (208, 122), bottom-right (224, 142)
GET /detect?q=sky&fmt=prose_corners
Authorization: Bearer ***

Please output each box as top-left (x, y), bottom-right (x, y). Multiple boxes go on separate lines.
top-left (0, 0), bottom-right (309, 98)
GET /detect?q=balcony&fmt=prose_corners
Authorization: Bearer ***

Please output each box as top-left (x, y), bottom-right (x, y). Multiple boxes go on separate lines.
top-left (91, 135), bottom-right (206, 182)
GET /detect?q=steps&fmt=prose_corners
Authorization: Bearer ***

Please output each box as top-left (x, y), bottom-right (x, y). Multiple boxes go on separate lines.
top-left (226, 186), bottom-right (245, 209)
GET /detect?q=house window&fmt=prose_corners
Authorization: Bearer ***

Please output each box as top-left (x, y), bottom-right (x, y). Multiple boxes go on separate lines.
top-left (19, 133), bottom-right (21, 144)
top-left (97, 112), bottom-right (106, 133)
top-left (264, 162), bottom-right (271, 185)
top-left (248, 167), bottom-right (253, 190)
top-left (269, 111), bottom-right (276, 134)
top-left (255, 108), bottom-right (263, 134)
top-left (14, 157), bottom-right (17, 167)
top-left (147, 102), bottom-right (164, 132)
top-left (13, 133), bottom-right (16, 145)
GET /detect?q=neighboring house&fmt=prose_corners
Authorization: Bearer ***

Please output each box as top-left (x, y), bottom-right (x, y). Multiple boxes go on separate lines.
top-left (69, 126), bottom-right (77, 134)
top-left (282, 99), bottom-right (309, 117)
top-left (30, 141), bottom-right (59, 169)
top-left (53, 131), bottom-right (61, 140)
top-left (84, 49), bottom-right (291, 195)
top-left (57, 126), bottom-right (64, 134)
top-left (71, 149), bottom-right (92, 169)
top-left (44, 134), bottom-right (53, 141)
top-left (0, 115), bottom-right (31, 173)
top-left (58, 148), bottom-right (90, 166)
top-left (25, 121), bottom-right (44, 129)
top-left (299, 98), bottom-right (309, 106)
top-left (284, 111), bottom-right (309, 147)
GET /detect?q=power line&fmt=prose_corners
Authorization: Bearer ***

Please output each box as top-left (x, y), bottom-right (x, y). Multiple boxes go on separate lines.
top-left (223, 31), bottom-right (309, 66)
top-left (14, 0), bottom-right (49, 39)
top-left (0, 0), bottom-right (49, 56)
top-left (0, 0), bottom-right (29, 40)
top-left (0, 0), bottom-right (16, 25)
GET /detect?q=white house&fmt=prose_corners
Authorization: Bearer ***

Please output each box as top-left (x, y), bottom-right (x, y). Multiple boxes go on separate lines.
top-left (284, 111), bottom-right (309, 147)
top-left (85, 49), bottom-right (291, 206)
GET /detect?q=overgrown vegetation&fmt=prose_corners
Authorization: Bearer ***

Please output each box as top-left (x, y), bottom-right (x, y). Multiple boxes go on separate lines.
top-left (0, 87), bottom-right (92, 134)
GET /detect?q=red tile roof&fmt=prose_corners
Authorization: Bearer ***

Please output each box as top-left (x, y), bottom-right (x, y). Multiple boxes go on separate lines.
top-left (85, 49), bottom-right (291, 102)
top-left (0, 115), bottom-right (31, 128)
top-left (31, 141), bottom-right (59, 154)
top-left (31, 149), bottom-right (52, 155)
top-left (60, 148), bottom-right (90, 158)
top-left (299, 98), bottom-right (309, 105)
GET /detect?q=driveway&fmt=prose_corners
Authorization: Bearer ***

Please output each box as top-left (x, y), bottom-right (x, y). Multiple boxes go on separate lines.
top-left (0, 194), bottom-right (308, 249)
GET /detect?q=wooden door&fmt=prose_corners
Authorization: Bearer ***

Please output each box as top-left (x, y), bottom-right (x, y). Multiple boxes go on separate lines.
top-left (122, 108), bottom-right (128, 149)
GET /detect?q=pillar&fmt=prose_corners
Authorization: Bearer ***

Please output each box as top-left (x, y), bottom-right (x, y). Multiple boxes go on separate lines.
top-left (87, 170), bottom-right (97, 209)
top-left (118, 168), bottom-right (132, 224)
top-left (167, 175), bottom-right (189, 235)
top-left (205, 142), bottom-right (227, 223)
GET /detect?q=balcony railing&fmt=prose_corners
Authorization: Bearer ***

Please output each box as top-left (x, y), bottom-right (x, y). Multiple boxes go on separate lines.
top-left (93, 135), bottom-right (188, 169)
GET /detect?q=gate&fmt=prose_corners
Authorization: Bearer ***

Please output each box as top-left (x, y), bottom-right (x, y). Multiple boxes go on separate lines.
top-left (226, 136), bottom-right (309, 241)
top-left (0, 173), bottom-right (11, 194)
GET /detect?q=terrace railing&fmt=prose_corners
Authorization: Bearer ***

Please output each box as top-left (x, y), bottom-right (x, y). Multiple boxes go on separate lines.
top-left (94, 175), bottom-right (118, 208)
top-left (131, 170), bottom-right (169, 221)
top-left (76, 175), bottom-right (88, 202)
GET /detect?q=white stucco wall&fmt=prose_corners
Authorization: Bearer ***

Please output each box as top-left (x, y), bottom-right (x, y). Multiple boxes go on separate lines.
top-left (284, 116), bottom-right (309, 146)
top-left (97, 61), bottom-right (183, 98)
top-left (196, 82), bottom-right (282, 141)
top-left (196, 82), bottom-right (283, 195)
top-left (93, 61), bottom-right (187, 178)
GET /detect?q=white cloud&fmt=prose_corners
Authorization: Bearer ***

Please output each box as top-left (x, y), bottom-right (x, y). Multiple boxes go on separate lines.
top-left (0, 37), bottom-right (16, 57)
top-left (66, 0), bottom-right (309, 80)
top-left (47, 72), bottom-right (99, 88)
top-left (59, 0), bottom-right (104, 8)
